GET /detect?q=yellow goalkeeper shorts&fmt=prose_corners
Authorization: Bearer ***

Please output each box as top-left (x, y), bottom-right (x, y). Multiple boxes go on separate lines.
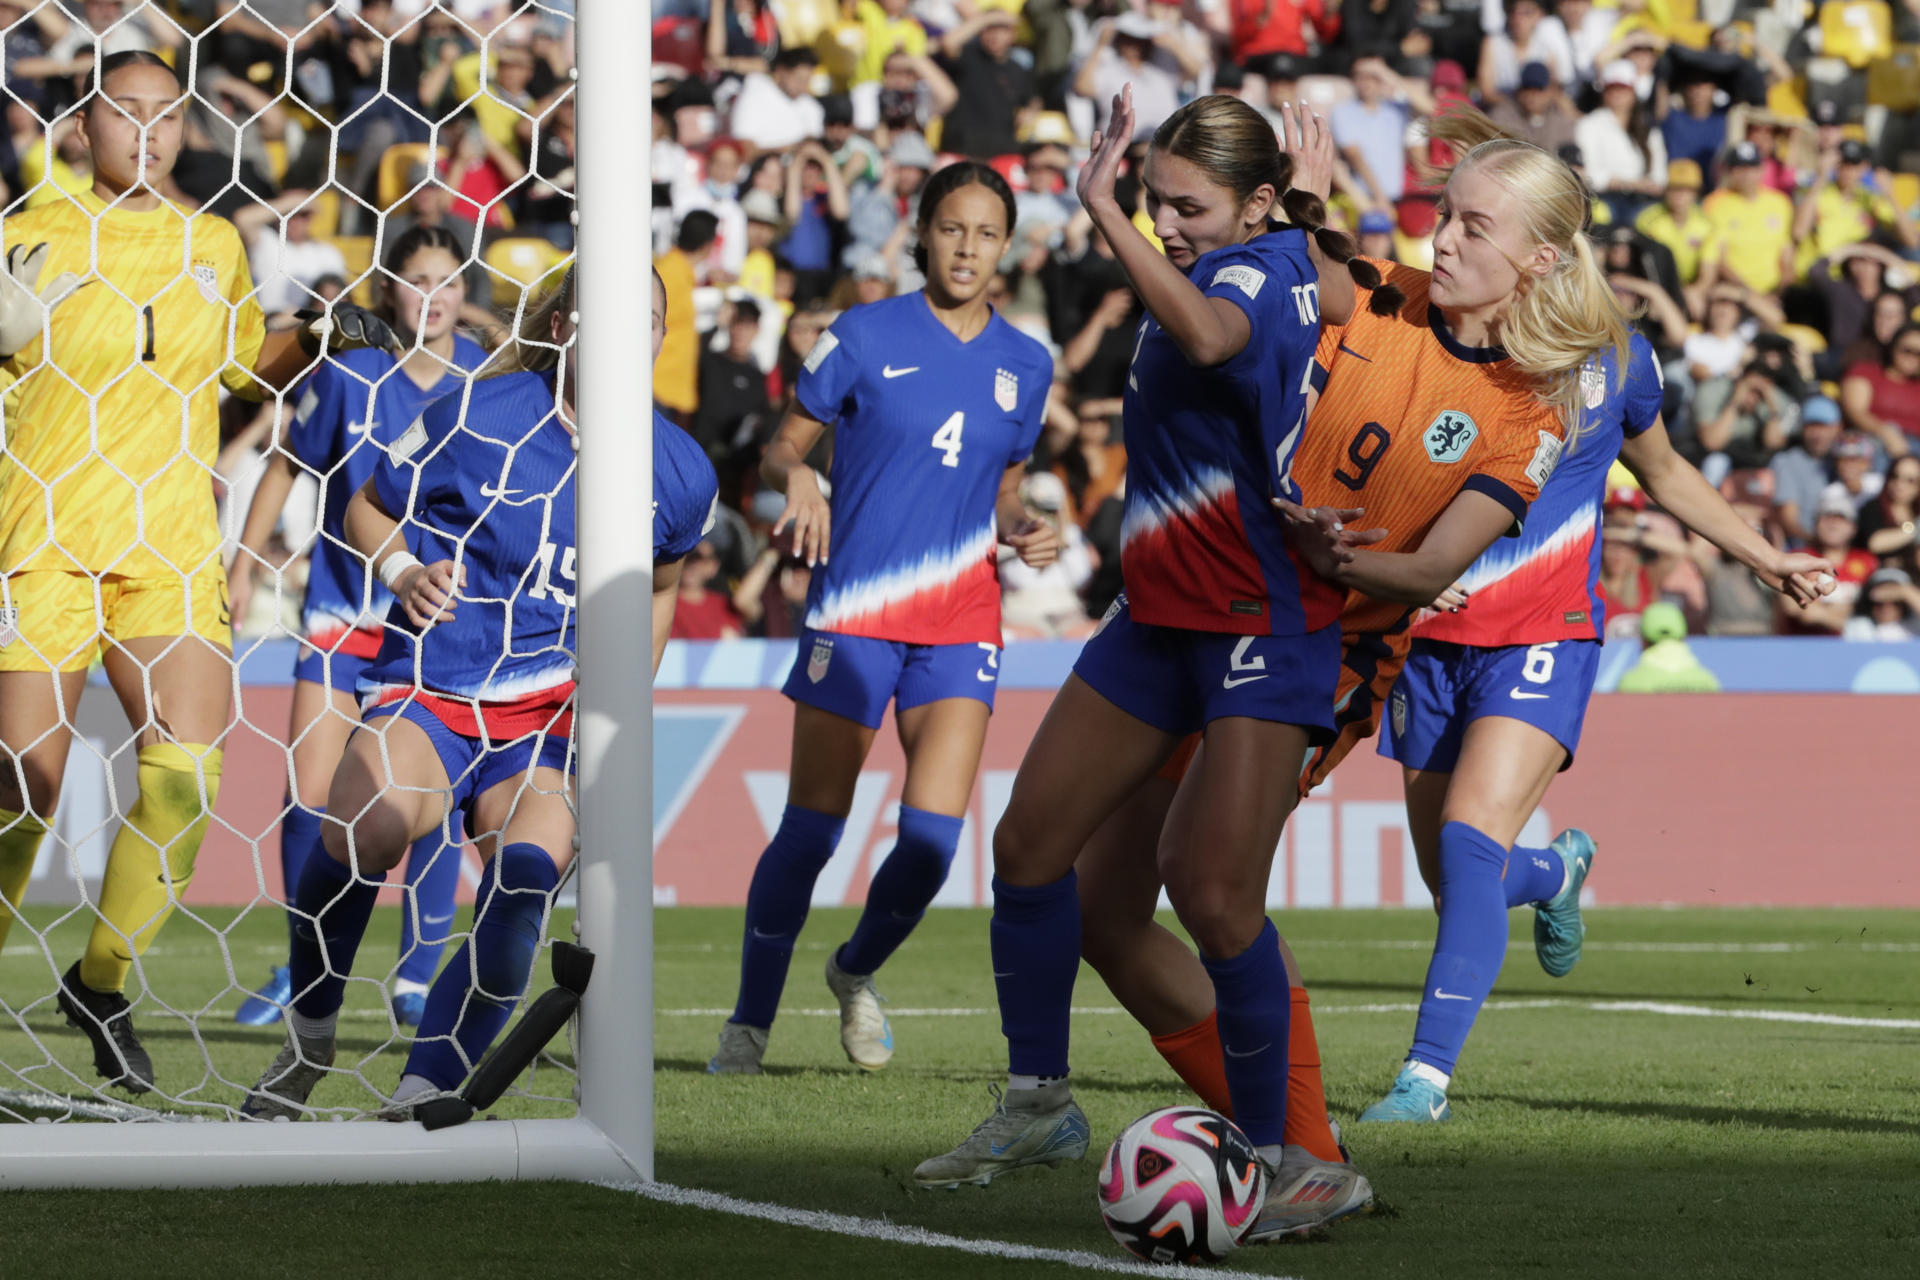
top-left (0, 568), bottom-right (232, 673)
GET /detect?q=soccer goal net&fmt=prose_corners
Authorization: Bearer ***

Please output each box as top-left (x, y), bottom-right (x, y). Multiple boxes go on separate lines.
top-left (0, 0), bottom-right (651, 1189)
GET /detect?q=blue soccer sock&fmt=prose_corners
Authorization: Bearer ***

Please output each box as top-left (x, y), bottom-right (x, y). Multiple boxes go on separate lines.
top-left (288, 847), bottom-right (387, 1021)
top-left (1410, 821), bottom-right (1512, 1077)
top-left (404, 843), bottom-right (559, 1091)
top-left (1503, 844), bottom-right (1565, 909)
top-left (278, 802), bottom-right (325, 954)
top-left (730, 804), bottom-right (846, 1030)
top-left (1200, 918), bottom-right (1291, 1148)
top-left (991, 872), bottom-right (1081, 1079)
top-left (396, 831), bottom-right (462, 989)
top-left (835, 805), bottom-right (963, 977)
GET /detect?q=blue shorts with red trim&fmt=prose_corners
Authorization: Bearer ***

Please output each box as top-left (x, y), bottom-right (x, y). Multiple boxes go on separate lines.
top-left (362, 699), bottom-right (573, 840)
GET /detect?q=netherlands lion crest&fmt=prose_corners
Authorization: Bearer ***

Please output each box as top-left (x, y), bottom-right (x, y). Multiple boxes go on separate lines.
top-left (995, 367), bottom-right (1018, 412)
top-left (806, 637), bottom-right (834, 683)
top-left (1423, 410), bottom-right (1478, 463)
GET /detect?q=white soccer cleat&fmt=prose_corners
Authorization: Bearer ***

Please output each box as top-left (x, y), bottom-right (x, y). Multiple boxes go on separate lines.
top-left (707, 1021), bottom-right (768, 1075)
top-left (824, 952), bottom-right (893, 1071)
top-left (914, 1081), bottom-right (1092, 1189)
top-left (240, 1028), bottom-right (336, 1120)
top-left (1242, 1145), bottom-right (1376, 1241)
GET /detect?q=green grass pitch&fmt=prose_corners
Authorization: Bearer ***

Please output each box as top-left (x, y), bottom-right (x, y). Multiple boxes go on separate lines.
top-left (2, 904), bottom-right (1916, 1279)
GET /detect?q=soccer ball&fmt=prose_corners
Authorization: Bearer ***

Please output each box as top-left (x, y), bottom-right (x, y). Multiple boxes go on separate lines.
top-left (1096, 1106), bottom-right (1267, 1265)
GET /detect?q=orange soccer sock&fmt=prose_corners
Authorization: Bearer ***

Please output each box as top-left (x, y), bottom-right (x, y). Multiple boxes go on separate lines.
top-left (1282, 986), bottom-right (1345, 1163)
top-left (1150, 1009), bottom-right (1235, 1117)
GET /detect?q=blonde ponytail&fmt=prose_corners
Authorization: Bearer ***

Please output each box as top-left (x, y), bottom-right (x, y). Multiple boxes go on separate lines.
top-left (1422, 107), bottom-right (1631, 446)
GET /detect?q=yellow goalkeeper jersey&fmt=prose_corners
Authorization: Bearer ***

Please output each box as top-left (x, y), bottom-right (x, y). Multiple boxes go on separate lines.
top-left (0, 190), bottom-right (266, 576)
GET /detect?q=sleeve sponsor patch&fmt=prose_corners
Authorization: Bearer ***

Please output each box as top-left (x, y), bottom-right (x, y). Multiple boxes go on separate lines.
top-left (390, 415), bottom-right (429, 461)
top-left (1525, 430), bottom-right (1563, 488)
top-left (1210, 264), bottom-right (1266, 299)
top-left (294, 386), bottom-right (319, 425)
top-left (802, 328), bottom-right (839, 373)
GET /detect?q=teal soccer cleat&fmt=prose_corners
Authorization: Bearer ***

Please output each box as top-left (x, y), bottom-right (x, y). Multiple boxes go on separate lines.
top-left (1534, 829), bottom-right (1596, 978)
top-left (1357, 1064), bottom-right (1451, 1124)
top-left (234, 965), bottom-right (291, 1026)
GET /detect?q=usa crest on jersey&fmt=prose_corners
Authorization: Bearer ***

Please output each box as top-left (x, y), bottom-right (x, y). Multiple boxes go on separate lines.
top-left (0, 607), bottom-right (17, 649)
top-left (995, 367), bottom-right (1018, 412)
top-left (807, 637), bottom-right (834, 683)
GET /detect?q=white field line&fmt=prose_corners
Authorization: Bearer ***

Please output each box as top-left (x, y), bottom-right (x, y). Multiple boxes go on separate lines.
top-left (625, 1180), bottom-right (1263, 1279)
top-left (658, 998), bottom-right (1920, 1031)
top-left (655, 939), bottom-right (1920, 955)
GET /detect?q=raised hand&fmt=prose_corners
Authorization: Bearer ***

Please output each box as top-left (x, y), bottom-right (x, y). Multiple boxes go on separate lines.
top-left (1077, 83), bottom-right (1136, 215)
top-left (1275, 101), bottom-right (1335, 201)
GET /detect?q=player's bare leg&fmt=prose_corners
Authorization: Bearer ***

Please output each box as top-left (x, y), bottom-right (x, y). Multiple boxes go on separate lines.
top-left (1365, 716), bottom-right (1583, 1125)
top-left (917, 675), bottom-right (1177, 1188)
top-left (244, 714), bottom-right (453, 1119)
top-left (0, 668), bottom-right (86, 949)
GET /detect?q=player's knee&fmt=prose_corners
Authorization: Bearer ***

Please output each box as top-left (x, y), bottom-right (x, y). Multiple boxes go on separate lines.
top-left (323, 810), bottom-right (410, 877)
top-left (0, 757), bottom-right (64, 820)
top-left (1168, 880), bottom-right (1261, 960)
top-left (990, 814), bottom-right (1052, 884)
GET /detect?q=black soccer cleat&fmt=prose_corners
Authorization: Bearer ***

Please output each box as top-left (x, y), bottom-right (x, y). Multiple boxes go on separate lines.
top-left (56, 961), bottom-right (155, 1094)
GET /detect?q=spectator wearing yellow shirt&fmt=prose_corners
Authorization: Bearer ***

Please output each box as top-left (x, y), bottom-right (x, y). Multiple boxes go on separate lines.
top-left (448, 33), bottom-right (539, 155)
top-left (1696, 141), bottom-right (1794, 303)
top-left (1792, 139), bottom-right (1920, 269)
top-left (655, 210), bottom-right (718, 420)
top-left (1635, 158), bottom-right (1711, 289)
top-left (853, 0), bottom-right (929, 87)
top-left (738, 188), bottom-right (785, 301)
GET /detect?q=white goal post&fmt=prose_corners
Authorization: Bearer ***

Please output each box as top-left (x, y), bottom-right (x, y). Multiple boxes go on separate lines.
top-left (0, 0), bottom-right (652, 1190)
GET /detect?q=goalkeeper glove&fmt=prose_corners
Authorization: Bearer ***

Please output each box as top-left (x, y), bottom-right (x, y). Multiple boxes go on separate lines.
top-left (0, 242), bottom-right (82, 359)
top-left (294, 302), bottom-right (401, 359)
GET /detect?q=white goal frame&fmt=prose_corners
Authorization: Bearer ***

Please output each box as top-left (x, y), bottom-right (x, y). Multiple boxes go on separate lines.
top-left (0, 0), bottom-right (653, 1191)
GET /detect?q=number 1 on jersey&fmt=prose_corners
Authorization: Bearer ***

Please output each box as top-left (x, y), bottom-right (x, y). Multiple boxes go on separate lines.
top-left (141, 305), bottom-right (156, 362)
top-left (932, 411), bottom-right (964, 467)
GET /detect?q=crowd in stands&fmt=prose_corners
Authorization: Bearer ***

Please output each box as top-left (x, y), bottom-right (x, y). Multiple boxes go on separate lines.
top-left (7, 3), bottom-right (1918, 644)
top-left (648, 0), bottom-right (1920, 643)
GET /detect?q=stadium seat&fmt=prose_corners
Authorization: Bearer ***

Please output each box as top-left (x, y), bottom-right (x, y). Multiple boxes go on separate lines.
top-left (325, 235), bottom-right (377, 307)
top-left (302, 187), bottom-right (341, 239)
top-left (1819, 1), bottom-right (1893, 70)
top-left (1890, 171), bottom-right (1920, 218)
top-left (1867, 47), bottom-right (1920, 112)
top-left (1775, 323), bottom-right (1829, 355)
top-left (376, 143), bottom-right (444, 211)
top-left (484, 237), bottom-right (570, 293)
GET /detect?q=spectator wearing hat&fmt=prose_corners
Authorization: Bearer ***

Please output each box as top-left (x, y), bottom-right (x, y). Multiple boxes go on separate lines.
top-left (655, 210), bottom-right (718, 421)
top-left (874, 47), bottom-right (959, 138)
top-left (1858, 454), bottom-right (1920, 558)
top-left (1661, 70), bottom-right (1728, 184)
top-left (939, 9), bottom-right (1040, 161)
top-left (1634, 158), bottom-right (1712, 286)
top-left (1576, 59), bottom-right (1667, 225)
top-left (1826, 432), bottom-right (1887, 514)
top-left (1696, 141), bottom-right (1795, 300)
top-left (844, 131), bottom-right (934, 277)
top-left (696, 297), bottom-right (773, 460)
top-left (1325, 0), bottom-right (1417, 76)
top-left (1616, 602), bottom-right (1722, 692)
top-left (1252, 53), bottom-right (1307, 140)
top-left (737, 189), bottom-right (787, 303)
top-left (1479, 0), bottom-right (1575, 104)
top-left (1843, 566), bottom-right (1920, 640)
top-left (1356, 209), bottom-right (1398, 262)
top-left (1075, 11), bottom-right (1194, 142)
top-left (1726, 107), bottom-right (1803, 198)
top-left (731, 47), bottom-right (826, 153)
top-left (1489, 61), bottom-right (1578, 153)
top-left (1331, 54), bottom-right (1435, 214)
top-left (999, 470), bottom-right (1094, 639)
top-left (1770, 395), bottom-right (1847, 545)
top-left (1684, 284), bottom-right (1760, 384)
top-left (1794, 139), bottom-right (1920, 266)
top-left (1843, 322), bottom-right (1920, 458)
top-left (1781, 490), bottom-right (1877, 635)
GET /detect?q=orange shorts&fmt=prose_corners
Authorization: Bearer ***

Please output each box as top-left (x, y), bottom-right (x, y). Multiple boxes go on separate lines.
top-left (1158, 627), bottom-right (1411, 797)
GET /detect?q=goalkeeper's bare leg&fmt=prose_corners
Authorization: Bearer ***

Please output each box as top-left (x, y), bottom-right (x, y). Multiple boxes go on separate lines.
top-left (244, 710), bottom-right (453, 1118)
top-left (387, 754), bottom-right (572, 1113)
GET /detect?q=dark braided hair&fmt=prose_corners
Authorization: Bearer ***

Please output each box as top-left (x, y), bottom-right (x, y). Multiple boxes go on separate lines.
top-left (1150, 96), bottom-right (1404, 317)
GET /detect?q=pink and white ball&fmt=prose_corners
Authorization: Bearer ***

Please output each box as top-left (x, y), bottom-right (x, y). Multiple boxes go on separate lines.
top-left (1096, 1106), bottom-right (1267, 1265)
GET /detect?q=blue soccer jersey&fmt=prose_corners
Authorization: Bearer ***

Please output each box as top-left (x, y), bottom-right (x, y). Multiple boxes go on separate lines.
top-left (654, 408), bottom-right (718, 563)
top-left (1117, 226), bottom-right (1341, 636)
top-left (362, 369), bottom-right (577, 735)
top-left (1417, 331), bottom-right (1663, 645)
top-left (285, 339), bottom-right (487, 654)
top-left (794, 292), bottom-right (1050, 646)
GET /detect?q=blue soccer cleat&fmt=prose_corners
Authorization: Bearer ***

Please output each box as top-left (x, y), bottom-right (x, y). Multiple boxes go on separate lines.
top-left (393, 989), bottom-right (427, 1028)
top-left (234, 965), bottom-right (291, 1027)
top-left (1534, 829), bottom-right (1596, 978)
top-left (1357, 1064), bottom-right (1451, 1124)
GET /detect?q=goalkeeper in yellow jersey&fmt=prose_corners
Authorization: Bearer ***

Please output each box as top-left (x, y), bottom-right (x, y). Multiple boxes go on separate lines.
top-left (0, 51), bottom-right (399, 1093)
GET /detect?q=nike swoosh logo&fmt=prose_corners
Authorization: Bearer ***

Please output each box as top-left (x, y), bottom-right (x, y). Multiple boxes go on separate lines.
top-left (421, 912), bottom-right (454, 926)
top-left (882, 365), bottom-right (919, 378)
top-left (1222, 674), bottom-right (1269, 688)
top-left (1433, 989), bottom-right (1472, 1001)
top-left (1509, 690), bottom-right (1549, 700)
top-left (1337, 342), bottom-right (1372, 363)
top-left (479, 483), bottom-right (522, 499)
top-left (1223, 1041), bottom-right (1271, 1059)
